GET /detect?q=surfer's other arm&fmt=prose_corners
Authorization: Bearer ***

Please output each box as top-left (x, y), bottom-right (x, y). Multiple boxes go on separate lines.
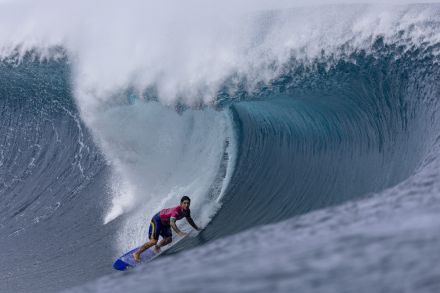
top-left (186, 216), bottom-right (202, 231)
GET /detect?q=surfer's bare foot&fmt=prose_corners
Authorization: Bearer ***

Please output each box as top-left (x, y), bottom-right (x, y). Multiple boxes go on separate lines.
top-left (133, 252), bottom-right (141, 262)
top-left (153, 245), bottom-right (161, 254)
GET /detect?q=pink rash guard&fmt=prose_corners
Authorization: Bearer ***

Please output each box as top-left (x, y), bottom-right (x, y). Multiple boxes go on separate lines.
top-left (159, 205), bottom-right (190, 225)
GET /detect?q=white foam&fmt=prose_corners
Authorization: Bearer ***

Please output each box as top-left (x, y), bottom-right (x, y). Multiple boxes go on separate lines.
top-left (0, 1), bottom-right (438, 108)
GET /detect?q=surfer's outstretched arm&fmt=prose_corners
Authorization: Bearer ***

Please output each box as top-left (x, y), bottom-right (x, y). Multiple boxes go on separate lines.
top-left (170, 219), bottom-right (187, 237)
top-left (186, 216), bottom-right (202, 231)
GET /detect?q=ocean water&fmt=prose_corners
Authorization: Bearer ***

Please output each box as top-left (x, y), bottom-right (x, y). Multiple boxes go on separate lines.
top-left (0, 2), bottom-right (440, 293)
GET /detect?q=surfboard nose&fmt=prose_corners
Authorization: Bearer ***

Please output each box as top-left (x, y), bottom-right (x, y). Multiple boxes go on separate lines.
top-left (113, 259), bottom-right (129, 271)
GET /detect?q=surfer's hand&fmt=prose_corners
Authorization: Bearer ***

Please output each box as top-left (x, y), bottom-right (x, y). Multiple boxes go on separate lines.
top-left (178, 231), bottom-right (187, 237)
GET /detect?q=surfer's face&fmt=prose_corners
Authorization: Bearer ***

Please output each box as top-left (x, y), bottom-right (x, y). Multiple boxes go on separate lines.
top-left (181, 200), bottom-right (190, 210)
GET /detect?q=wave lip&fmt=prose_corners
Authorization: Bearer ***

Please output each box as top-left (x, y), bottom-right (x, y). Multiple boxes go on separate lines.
top-left (1, 3), bottom-right (440, 107)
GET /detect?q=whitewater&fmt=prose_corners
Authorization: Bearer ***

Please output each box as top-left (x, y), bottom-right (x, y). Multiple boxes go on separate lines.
top-left (1, 1), bottom-right (440, 292)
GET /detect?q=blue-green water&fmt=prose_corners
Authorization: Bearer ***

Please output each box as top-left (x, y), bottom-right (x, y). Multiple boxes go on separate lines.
top-left (1, 3), bottom-right (440, 293)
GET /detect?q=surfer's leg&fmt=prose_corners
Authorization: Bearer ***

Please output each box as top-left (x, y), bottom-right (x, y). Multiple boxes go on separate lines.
top-left (160, 237), bottom-right (172, 246)
top-left (133, 215), bottom-right (161, 262)
top-left (155, 226), bottom-right (173, 252)
top-left (154, 236), bottom-right (172, 253)
top-left (133, 239), bottom-right (157, 262)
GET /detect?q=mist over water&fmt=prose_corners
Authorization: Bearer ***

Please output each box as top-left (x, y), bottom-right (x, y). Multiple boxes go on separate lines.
top-left (1, 1), bottom-right (440, 293)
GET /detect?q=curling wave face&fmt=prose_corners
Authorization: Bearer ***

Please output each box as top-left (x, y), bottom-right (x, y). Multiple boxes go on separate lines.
top-left (169, 39), bottom-right (440, 251)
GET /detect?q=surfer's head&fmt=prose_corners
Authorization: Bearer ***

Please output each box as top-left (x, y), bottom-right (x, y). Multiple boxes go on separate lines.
top-left (180, 196), bottom-right (191, 210)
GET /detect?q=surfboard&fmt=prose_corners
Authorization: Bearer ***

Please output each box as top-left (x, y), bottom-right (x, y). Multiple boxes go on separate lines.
top-left (113, 246), bottom-right (158, 271)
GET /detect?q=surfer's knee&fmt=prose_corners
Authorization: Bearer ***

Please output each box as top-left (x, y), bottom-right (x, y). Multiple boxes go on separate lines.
top-left (150, 238), bottom-right (158, 245)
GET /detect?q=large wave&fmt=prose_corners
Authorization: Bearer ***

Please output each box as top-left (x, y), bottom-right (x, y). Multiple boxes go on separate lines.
top-left (1, 2), bottom-right (440, 293)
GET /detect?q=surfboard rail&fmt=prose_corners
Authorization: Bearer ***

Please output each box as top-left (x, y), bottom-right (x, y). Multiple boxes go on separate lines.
top-left (113, 246), bottom-right (158, 271)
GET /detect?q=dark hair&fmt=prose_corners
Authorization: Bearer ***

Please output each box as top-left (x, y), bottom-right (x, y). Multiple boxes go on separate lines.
top-left (180, 196), bottom-right (191, 203)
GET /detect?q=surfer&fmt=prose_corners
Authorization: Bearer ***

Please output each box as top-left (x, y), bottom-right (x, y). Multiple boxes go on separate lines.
top-left (133, 195), bottom-right (202, 262)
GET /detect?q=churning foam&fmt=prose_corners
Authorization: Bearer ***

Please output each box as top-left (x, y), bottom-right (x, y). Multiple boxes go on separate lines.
top-left (0, 1), bottom-right (439, 109)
